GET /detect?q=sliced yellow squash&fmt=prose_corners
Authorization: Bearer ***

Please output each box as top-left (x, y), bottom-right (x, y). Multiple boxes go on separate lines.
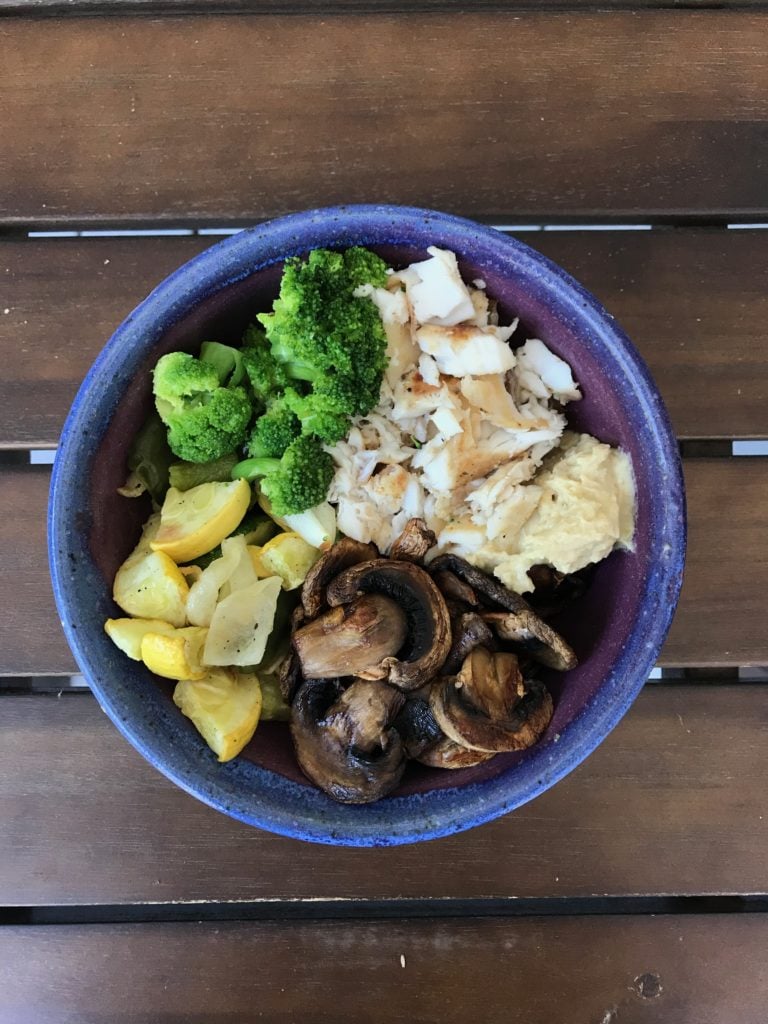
top-left (151, 479), bottom-right (251, 563)
top-left (257, 532), bottom-right (321, 590)
top-left (203, 576), bottom-right (282, 667)
top-left (141, 626), bottom-right (208, 681)
top-left (113, 548), bottom-right (189, 627)
top-left (174, 668), bottom-right (262, 762)
top-left (136, 512), bottom-right (161, 552)
top-left (247, 544), bottom-right (272, 578)
top-left (104, 617), bottom-right (178, 661)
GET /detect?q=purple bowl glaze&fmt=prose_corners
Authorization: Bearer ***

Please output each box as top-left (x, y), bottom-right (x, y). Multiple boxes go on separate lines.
top-left (48, 205), bottom-right (685, 846)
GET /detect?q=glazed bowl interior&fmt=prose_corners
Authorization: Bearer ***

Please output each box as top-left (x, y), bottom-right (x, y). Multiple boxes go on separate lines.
top-left (50, 205), bottom-right (685, 845)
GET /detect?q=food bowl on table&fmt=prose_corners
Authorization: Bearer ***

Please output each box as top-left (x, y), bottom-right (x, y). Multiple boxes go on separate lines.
top-left (48, 205), bottom-right (686, 846)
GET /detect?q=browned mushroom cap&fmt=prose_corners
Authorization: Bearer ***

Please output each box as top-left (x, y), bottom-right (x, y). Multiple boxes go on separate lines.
top-left (394, 693), bottom-right (495, 769)
top-left (429, 553), bottom-right (577, 672)
top-left (325, 559), bottom-right (452, 691)
top-left (393, 697), bottom-right (444, 759)
top-left (442, 610), bottom-right (495, 676)
top-left (431, 647), bottom-right (553, 753)
top-left (417, 736), bottom-right (496, 770)
top-left (301, 538), bottom-right (379, 619)
top-left (278, 648), bottom-right (303, 702)
top-left (291, 678), bottom-right (406, 804)
top-left (527, 564), bottom-right (589, 619)
top-left (428, 554), bottom-right (530, 614)
top-left (278, 604), bottom-right (308, 701)
top-left (389, 518), bottom-right (437, 564)
top-left (431, 570), bottom-right (479, 607)
top-left (483, 610), bottom-right (577, 672)
top-left (292, 594), bottom-right (408, 680)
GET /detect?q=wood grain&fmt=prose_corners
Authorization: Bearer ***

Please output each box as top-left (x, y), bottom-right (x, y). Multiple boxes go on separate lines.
top-left (3, 916), bottom-right (768, 1024)
top-left (1, 14), bottom-right (767, 226)
top-left (2, 230), bottom-right (768, 447)
top-left (0, 467), bottom-right (77, 676)
top-left (2, 685), bottom-right (768, 904)
top-left (3, 0), bottom-right (765, 13)
top-left (662, 459), bottom-right (768, 666)
top-left (5, 458), bottom-right (765, 676)
top-left (0, 236), bottom-right (209, 449)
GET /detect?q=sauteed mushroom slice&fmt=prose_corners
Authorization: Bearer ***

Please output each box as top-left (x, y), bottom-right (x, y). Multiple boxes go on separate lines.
top-left (278, 648), bottom-right (303, 702)
top-left (292, 594), bottom-right (408, 680)
top-left (416, 736), bottom-right (496, 770)
top-left (483, 610), bottom-right (577, 672)
top-left (396, 694), bottom-right (494, 768)
top-left (291, 678), bottom-right (406, 804)
top-left (279, 604), bottom-right (308, 701)
top-left (442, 610), bottom-right (495, 676)
top-left (326, 559), bottom-right (451, 691)
top-left (389, 518), bottom-right (437, 564)
top-left (431, 570), bottom-right (479, 607)
top-left (431, 648), bottom-right (553, 753)
top-left (527, 564), bottom-right (589, 619)
top-left (393, 697), bottom-right (444, 759)
top-left (428, 554), bottom-right (530, 614)
top-left (301, 538), bottom-right (379, 619)
top-left (428, 553), bottom-right (577, 672)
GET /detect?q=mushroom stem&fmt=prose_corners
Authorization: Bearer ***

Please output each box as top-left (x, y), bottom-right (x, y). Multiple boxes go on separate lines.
top-left (389, 518), bottom-right (437, 564)
top-left (326, 559), bottom-right (452, 691)
top-left (293, 594), bottom-right (408, 680)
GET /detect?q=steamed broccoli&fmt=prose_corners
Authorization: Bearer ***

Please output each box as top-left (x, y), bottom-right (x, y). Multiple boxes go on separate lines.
top-left (241, 326), bottom-right (291, 404)
top-left (256, 247), bottom-right (389, 414)
top-left (281, 386), bottom-right (350, 445)
top-left (199, 341), bottom-right (245, 387)
top-left (247, 402), bottom-right (301, 459)
top-left (153, 352), bottom-right (252, 463)
top-left (232, 435), bottom-right (334, 517)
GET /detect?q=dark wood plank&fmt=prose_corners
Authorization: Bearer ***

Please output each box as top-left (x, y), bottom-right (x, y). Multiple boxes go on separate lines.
top-left (0, 236), bottom-right (210, 449)
top-left (3, 0), bottom-right (766, 13)
top-left (0, 467), bottom-right (77, 676)
top-left (1, 14), bottom-right (767, 226)
top-left (3, 0), bottom-right (764, 11)
top-left (2, 686), bottom-right (768, 904)
top-left (4, 458), bottom-right (764, 676)
top-left (3, 230), bottom-right (768, 447)
top-left (662, 459), bottom-right (768, 666)
top-left (3, 916), bottom-right (767, 1024)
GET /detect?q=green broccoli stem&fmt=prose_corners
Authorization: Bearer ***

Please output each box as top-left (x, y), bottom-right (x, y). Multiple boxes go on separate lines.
top-left (231, 457), bottom-right (280, 482)
top-left (283, 361), bottom-right (319, 383)
top-left (169, 452), bottom-right (239, 491)
top-left (269, 342), bottom-right (319, 384)
top-left (200, 341), bottom-right (245, 387)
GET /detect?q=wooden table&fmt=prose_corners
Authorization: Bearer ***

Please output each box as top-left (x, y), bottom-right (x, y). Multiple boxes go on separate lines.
top-left (1, 3), bottom-right (767, 1021)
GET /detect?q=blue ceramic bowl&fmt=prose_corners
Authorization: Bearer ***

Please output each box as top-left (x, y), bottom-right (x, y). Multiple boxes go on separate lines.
top-left (49, 205), bottom-right (685, 846)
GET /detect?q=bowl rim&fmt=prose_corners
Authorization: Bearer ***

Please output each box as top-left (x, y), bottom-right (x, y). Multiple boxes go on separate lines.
top-left (49, 203), bottom-right (686, 846)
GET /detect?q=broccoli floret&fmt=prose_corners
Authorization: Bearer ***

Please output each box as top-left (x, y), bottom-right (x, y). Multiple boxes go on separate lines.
top-left (232, 435), bottom-right (334, 516)
top-left (247, 403), bottom-right (301, 458)
top-left (153, 352), bottom-right (252, 463)
top-left (282, 386), bottom-right (350, 445)
top-left (241, 327), bottom-right (291, 404)
top-left (257, 247), bottom-right (389, 409)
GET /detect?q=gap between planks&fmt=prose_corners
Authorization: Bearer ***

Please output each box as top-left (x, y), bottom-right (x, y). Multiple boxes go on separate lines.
top-left (4, 893), bottom-right (768, 927)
